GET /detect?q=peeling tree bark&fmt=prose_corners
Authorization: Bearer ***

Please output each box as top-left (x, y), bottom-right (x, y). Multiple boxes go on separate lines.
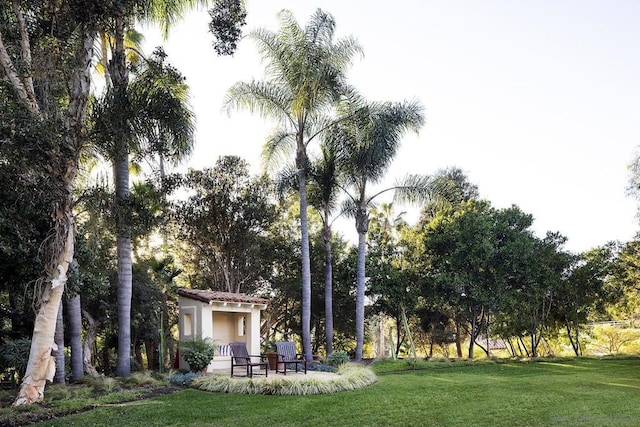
top-left (9, 21), bottom-right (95, 404)
top-left (14, 223), bottom-right (74, 405)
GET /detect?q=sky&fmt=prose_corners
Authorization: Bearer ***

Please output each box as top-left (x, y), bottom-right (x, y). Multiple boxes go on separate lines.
top-left (139, 0), bottom-right (640, 253)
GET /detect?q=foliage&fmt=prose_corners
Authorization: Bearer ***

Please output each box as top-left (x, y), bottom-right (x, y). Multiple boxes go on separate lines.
top-left (326, 351), bottom-right (349, 367)
top-left (171, 156), bottom-right (276, 293)
top-left (590, 324), bottom-right (640, 354)
top-left (169, 371), bottom-right (202, 386)
top-left (208, 0), bottom-right (247, 56)
top-left (0, 339), bottom-right (31, 384)
top-left (191, 366), bottom-right (376, 395)
top-left (179, 336), bottom-right (216, 372)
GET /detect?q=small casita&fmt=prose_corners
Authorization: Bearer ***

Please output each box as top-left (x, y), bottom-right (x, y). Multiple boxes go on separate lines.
top-left (177, 288), bottom-right (269, 372)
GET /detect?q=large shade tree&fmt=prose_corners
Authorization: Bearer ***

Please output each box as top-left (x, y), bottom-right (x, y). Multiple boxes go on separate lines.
top-left (172, 156), bottom-right (277, 293)
top-left (224, 9), bottom-right (361, 361)
top-left (0, 0), bottom-right (95, 404)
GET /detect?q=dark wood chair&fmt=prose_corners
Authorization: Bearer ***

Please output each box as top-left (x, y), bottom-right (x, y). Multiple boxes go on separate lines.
top-left (275, 341), bottom-right (307, 375)
top-left (229, 342), bottom-right (268, 378)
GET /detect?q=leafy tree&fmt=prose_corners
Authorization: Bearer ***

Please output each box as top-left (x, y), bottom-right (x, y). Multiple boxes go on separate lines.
top-left (172, 156), bottom-right (277, 293)
top-left (93, 42), bottom-right (195, 376)
top-left (0, 1), bottom-right (95, 404)
top-left (224, 9), bottom-right (362, 361)
top-left (421, 200), bottom-right (499, 358)
top-left (366, 204), bottom-right (418, 356)
top-left (554, 244), bottom-right (616, 356)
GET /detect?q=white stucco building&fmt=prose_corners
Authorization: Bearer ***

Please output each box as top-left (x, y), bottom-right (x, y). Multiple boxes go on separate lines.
top-left (177, 288), bottom-right (269, 372)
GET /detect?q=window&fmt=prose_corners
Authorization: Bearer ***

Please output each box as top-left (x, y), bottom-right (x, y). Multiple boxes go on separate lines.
top-left (184, 313), bottom-right (193, 336)
top-left (237, 316), bottom-right (246, 337)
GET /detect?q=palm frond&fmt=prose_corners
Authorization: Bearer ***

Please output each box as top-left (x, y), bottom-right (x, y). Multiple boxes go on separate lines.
top-left (261, 129), bottom-right (295, 173)
top-left (224, 80), bottom-right (293, 125)
top-left (273, 163), bottom-right (298, 196)
top-left (390, 174), bottom-right (449, 206)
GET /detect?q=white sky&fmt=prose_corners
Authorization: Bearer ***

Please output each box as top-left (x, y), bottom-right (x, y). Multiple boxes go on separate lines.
top-left (140, 0), bottom-right (640, 253)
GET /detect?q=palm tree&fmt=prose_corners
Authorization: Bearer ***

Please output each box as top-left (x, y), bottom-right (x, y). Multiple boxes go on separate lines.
top-left (307, 143), bottom-right (342, 355)
top-left (94, 48), bottom-right (195, 376)
top-left (331, 96), bottom-right (443, 360)
top-left (224, 9), bottom-right (361, 361)
top-left (100, 0), bottom-right (237, 376)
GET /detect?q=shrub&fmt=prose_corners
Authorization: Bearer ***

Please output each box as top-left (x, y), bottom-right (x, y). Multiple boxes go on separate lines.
top-left (170, 372), bottom-right (202, 386)
top-left (0, 339), bottom-right (31, 383)
top-left (121, 371), bottom-right (164, 388)
top-left (326, 351), bottom-right (350, 367)
top-left (179, 336), bottom-right (216, 372)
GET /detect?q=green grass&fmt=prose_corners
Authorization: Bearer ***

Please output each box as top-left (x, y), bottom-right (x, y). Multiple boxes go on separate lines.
top-left (25, 357), bottom-right (640, 426)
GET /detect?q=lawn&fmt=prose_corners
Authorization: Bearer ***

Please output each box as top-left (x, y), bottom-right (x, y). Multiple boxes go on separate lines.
top-left (31, 357), bottom-right (640, 427)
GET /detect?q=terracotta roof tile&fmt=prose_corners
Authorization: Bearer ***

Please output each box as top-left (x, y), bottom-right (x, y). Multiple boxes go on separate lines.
top-left (177, 288), bottom-right (269, 306)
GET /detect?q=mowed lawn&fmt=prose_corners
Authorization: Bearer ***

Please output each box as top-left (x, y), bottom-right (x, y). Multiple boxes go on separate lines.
top-left (35, 358), bottom-right (640, 427)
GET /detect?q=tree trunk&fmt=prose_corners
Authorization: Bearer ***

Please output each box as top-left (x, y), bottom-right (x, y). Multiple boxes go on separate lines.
top-left (455, 322), bottom-right (463, 358)
top-left (14, 222), bottom-right (74, 405)
top-left (14, 26), bottom-right (92, 397)
top-left (107, 13), bottom-right (133, 378)
top-left (355, 209), bottom-right (368, 361)
top-left (296, 140), bottom-right (313, 362)
top-left (82, 310), bottom-right (99, 376)
top-left (323, 218), bottom-right (334, 355)
top-left (53, 299), bottom-right (65, 384)
top-left (67, 294), bottom-right (83, 382)
top-left (115, 150), bottom-right (133, 376)
top-left (468, 313), bottom-right (477, 359)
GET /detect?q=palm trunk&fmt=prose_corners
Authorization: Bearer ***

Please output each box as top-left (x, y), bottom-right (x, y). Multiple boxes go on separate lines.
top-left (110, 14), bottom-right (132, 378)
top-left (298, 168), bottom-right (313, 362)
top-left (53, 299), bottom-right (65, 384)
top-left (115, 150), bottom-right (133, 377)
top-left (355, 209), bottom-right (368, 361)
top-left (296, 136), bottom-right (313, 362)
top-left (67, 293), bottom-right (83, 382)
top-left (323, 217), bottom-right (334, 355)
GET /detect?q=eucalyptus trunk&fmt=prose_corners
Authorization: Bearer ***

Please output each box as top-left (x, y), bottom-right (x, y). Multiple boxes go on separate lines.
top-left (15, 220), bottom-right (74, 404)
top-left (53, 300), bottom-right (65, 384)
top-left (67, 294), bottom-right (83, 382)
top-left (355, 209), bottom-right (368, 361)
top-left (12, 27), bottom-right (94, 405)
top-left (323, 217), bottom-right (334, 355)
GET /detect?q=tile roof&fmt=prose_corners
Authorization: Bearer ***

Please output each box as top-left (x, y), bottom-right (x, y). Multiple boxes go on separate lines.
top-left (177, 288), bottom-right (270, 306)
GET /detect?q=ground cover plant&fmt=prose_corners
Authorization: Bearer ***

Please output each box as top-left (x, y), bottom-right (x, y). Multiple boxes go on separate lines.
top-left (10, 356), bottom-right (640, 427)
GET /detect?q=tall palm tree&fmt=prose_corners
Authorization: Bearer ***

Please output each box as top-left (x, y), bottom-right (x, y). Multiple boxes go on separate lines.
top-left (224, 9), bottom-right (361, 361)
top-left (307, 142), bottom-right (342, 355)
top-left (94, 47), bottom-right (195, 377)
top-left (331, 96), bottom-right (443, 360)
top-left (101, 0), bottom-right (230, 377)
